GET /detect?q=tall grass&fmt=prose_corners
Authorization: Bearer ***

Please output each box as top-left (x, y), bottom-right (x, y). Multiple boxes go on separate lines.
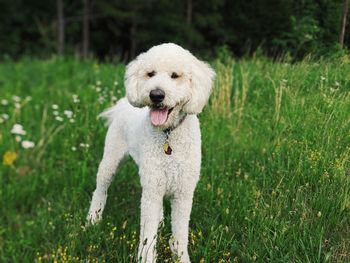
top-left (0, 56), bottom-right (349, 262)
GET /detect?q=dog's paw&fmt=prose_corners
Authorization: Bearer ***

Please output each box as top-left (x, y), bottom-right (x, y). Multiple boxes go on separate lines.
top-left (86, 210), bottom-right (102, 226)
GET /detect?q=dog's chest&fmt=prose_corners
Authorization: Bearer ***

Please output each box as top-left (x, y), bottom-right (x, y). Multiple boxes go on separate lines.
top-left (156, 130), bottom-right (201, 193)
top-left (150, 154), bottom-right (192, 195)
top-left (130, 116), bottom-right (201, 193)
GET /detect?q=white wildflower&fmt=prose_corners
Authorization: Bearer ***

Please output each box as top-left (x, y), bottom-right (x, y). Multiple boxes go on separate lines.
top-left (71, 146), bottom-right (77, 151)
top-left (0, 114), bottom-right (8, 124)
top-left (12, 95), bottom-right (21, 102)
top-left (11, 124), bottom-right (26, 135)
top-left (96, 87), bottom-right (102, 93)
top-left (96, 80), bottom-right (101, 86)
top-left (53, 111), bottom-right (59, 116)
top-left (1, 99), bottom-right (8, 106)
top-left (25, 96), bottom-right (32, 102)
top-left (114, 80), bottom-right (118, 86)
top-left (98, 96), bottom-right (105, 104)
top-left (64, 110), bottom-right (73, 118)
top-left (1, 113), bottom-right (9, 120)
top-left (79, 143), bottom-right (90, 148)
top-left (72, 94), bottom-right (80, 103)
top-left (69, 119), bottom-right (75, 123)
top-left (52, 104), bottom-right (59, 110)
top-left (55, 116), bottom-right (63, 122)
top-left (21, 140), bottom-right (35, 149)
top-left (15, 103), bottom-right (21, 109)
top-left (15, 136), bottom-right (22, 142)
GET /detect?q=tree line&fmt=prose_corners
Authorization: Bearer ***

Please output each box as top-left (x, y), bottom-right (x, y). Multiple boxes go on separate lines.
top-left (0, 0), bottom-right (348, 61)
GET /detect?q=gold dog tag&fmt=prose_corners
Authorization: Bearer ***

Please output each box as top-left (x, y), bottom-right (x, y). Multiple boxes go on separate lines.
top-left (164, 142), bottom-right (172, 155)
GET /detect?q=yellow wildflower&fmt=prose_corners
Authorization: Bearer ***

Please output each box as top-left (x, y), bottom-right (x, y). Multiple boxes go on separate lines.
top-left (3, 151), bottom-right (17, 166)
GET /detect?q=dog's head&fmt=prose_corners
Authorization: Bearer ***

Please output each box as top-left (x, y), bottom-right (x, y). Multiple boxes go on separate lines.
top-left (124, 43), bottom-right (215, 129)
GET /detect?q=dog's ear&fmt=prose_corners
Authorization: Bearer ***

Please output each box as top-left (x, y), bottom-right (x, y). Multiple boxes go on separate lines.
top-left (183, 58), bottom-right (216, 114)
top-left (124, 54), bottom-right (144, 107)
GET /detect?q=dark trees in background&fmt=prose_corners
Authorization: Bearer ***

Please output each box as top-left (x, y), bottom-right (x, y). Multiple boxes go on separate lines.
top-left (57, 0), bottom-right (64, 55)
top-left (0, 0), bottom-right (349, 60)
top-left (186, 0), bottom-right (193, 46)
top-left (129, 3), bottom-right (139, 60)
top-left (82, 0), bottom-right (89, 58)
top-left (339, 0), bottom-right (348, 47)
top-left (187, 0), bottom-right (193, 25)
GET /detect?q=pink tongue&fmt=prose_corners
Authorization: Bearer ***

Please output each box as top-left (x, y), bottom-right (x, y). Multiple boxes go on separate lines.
top-left (150, 108), bottom-right (168, 126)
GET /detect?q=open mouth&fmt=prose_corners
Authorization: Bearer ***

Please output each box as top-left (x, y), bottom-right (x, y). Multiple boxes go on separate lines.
top-left (149, 106), bottom-right (174, 126)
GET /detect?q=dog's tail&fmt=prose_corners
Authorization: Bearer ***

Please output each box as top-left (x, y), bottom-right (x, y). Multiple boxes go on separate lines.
top-left (98, 106), bottom-right (118, 126)
top-left (98, 98), bottom-right (130, 126)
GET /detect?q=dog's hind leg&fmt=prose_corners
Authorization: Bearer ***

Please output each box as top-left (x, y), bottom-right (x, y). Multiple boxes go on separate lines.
top-left (87, 123), bottom-right (127, 224)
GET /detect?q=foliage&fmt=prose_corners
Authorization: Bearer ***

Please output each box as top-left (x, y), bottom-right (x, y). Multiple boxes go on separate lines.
top-left (0, 57), bottom-right (349, 262)
top-left (0, 0), bottom-right (348, 60)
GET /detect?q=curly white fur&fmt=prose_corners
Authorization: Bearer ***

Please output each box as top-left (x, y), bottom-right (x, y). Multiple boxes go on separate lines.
top-left (87, 43), bottom-right (215, 263)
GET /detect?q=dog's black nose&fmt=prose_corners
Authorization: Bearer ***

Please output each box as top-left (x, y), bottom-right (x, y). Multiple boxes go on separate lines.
top-left (149, 89), bottom-right (165, 104)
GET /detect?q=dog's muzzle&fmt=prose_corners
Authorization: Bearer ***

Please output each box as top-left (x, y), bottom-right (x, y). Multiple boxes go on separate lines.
top-left (149, 88), bottom-right (165, 104)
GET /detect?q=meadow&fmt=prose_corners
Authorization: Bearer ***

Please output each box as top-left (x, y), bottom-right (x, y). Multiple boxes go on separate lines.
top-left (0, 55), bottom-right (349, 262)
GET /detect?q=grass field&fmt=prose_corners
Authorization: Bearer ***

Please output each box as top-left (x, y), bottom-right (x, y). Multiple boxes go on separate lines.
top-left (0, 56), bottom-right (349, 262)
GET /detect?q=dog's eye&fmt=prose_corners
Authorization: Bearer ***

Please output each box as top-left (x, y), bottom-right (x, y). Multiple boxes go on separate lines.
top-left (171, 72), bottom-right (179, 79)
top-left (147, 71), bottom-right (156, 78)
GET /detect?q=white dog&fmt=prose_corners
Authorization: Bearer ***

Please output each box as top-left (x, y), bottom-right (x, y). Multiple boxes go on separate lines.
top-left (87, 43), bottom-right (215, 263)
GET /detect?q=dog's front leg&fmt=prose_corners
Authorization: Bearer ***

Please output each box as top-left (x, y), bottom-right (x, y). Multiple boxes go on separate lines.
top-left (87, 157), bottom-right (116, 224)
top-left (138, 188), bottom-right (163, 263)
top-left (170, 190), bottom-right (194, 263)
top-left (87, 124), bottom-right (127, 225)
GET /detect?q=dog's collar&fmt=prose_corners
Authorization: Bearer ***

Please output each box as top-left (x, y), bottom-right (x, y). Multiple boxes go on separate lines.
top-left (163, 111), bottom-right (187, 134)
top-left (162, 112), bottom-right (187, 155)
